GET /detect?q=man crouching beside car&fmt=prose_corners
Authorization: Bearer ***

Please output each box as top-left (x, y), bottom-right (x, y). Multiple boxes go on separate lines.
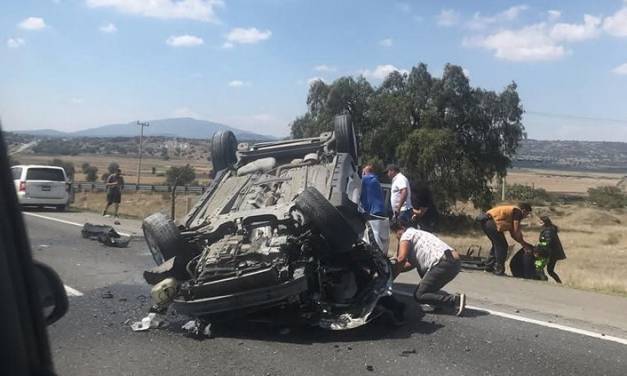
top-left (390, 218), bottom-right (466, 316)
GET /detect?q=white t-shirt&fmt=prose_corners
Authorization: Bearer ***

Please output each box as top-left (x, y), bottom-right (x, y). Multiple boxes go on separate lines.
top-left (390, 172), bottom-right (412, 212)
top-left (400, 228), bottom-right (451, 275)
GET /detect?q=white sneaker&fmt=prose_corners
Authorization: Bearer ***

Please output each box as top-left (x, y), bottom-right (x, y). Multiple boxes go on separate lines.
top-left (456, 293), bottom-right (466, 316)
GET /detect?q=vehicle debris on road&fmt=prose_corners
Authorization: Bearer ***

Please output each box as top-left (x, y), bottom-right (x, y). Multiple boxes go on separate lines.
top-left (81, 223), bottom-right (131, 248)
top-left (130, 312), bottom-right (168, 332)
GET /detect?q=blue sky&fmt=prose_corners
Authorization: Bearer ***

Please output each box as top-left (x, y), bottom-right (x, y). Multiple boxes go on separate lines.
top-left (2, 1), bottom-right (627, 141)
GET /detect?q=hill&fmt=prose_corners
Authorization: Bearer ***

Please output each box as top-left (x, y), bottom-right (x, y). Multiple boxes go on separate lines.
top-left (13, 117), bottom-right (274, 141)
top-left (514, 139), bottom-right (627, 172)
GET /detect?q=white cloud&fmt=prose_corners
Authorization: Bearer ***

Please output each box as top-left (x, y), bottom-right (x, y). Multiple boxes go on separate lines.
top-left (550, 14), bottom-right (601, 42)
top-left (7, 38), bottom-right (25, 48)
top-left (547, 10), bottom-right (561, 22)
top-left (228, 80), bottom-right (251, 87)
top-left (467, 5), bottom-right (528, 30)
top-left (18, 17), bottom-right (46, 30)
top-left (611, 63), bottom-right (627, 75)
top-left (86, 0), bottom-right (224, 23)
top-left (379, 38), bottom-right (393, 47)
top-left (437, 9), bottom-right (460, 27)
top-left (99, 23), bottom-right (117, 33)
top-left (173, 107), bottom-right (200, 118)
top-left (69, 97), bottom-right (85, 105)
top-left (313, 64), bottom-right (336, 72)
top-left (166, 34), bottom-right (204, 47)
top-left (464, 23), bottom-right (567, 62)
top-left (359, 64), bottom-right (408, 80)
top-left (603, 7), bottom-right (627, 37)
top-left (223, 27), bottom-right (272, 47)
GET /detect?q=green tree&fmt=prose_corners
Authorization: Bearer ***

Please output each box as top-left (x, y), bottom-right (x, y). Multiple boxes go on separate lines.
top-left (107, 162), bottom-right (120, 174)
top-left (81, 162), bottom-right (91, 174)
top-left (165, 164), bottom-right (196, 186)
top-left (291, 62), bottom-right (525, 210)
top-left (588, 186), bottom-right (625, 208)
top-left (49, 158), bottom-right (75, 180)
top-left (85, 166), bottom-right (99, 182)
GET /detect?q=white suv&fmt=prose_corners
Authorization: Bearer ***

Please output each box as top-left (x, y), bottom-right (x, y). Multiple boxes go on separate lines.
top-left (12, 165), bottom-right (71, 211)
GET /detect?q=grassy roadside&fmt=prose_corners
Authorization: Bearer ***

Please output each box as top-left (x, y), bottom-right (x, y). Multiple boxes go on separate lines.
top-left (436, 204), bottom-right (627, 297)
top-left (74, 191), bottom-right (627, 296)
top-left (71, 191), bottom-right (201, 221)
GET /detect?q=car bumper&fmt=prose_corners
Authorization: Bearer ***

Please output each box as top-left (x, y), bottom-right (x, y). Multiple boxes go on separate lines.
top-left (172, 273), bottom-right (308, 317)
top-left (17, 194), bottom-right (69, 206)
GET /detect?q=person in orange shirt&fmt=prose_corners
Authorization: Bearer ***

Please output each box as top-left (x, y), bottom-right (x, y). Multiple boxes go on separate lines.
top-left (477, 203), bottom-right (533, 276)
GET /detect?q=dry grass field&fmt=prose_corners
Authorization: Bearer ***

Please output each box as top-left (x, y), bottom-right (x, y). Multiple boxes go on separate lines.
top-left (14, 153), bottom-right (213, 185)
top-left (437, 204), bottom-right (627, 296)
top-left (507, 168), bottom-right (625, 195)
top-left (72, 190), bottom-right (202, 221)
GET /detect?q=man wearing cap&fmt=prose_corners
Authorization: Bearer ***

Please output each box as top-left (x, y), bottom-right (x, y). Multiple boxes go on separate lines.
top-left (477, 202), bottom-right (533, 276)
top-left (386, 165), bottom-right (412, 222)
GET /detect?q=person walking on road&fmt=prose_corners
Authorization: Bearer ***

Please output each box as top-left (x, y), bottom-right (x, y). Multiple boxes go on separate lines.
top-left (103, 168), bottom-right (124, 218)
top-left (390, 219), bottom-right (466, 316)
top-left (478, 202), bottom-right (533, 276)
top-left (537, 216), bottom-right (566, 283)
top-left (386, 165), bottom-right (412, 222)
top-left (360, 164), bottom-right (385, 217)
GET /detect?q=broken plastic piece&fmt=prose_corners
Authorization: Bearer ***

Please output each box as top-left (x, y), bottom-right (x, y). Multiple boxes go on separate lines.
top-left (182, 319), bottom-right (213, 339)
top-left (131, 313), bottom-right (156, 332)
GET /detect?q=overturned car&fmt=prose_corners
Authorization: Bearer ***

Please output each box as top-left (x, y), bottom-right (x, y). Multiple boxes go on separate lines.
top-left (142, 115), bottom-right (393, 330)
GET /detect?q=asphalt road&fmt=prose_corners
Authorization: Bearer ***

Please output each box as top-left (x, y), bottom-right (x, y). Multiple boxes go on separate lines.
top-left (25, 213), bottom-right (627, 376)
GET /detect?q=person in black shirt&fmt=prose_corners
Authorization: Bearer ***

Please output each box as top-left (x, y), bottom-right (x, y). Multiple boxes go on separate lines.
top-left (410, 184), bottom-right (439, 232)
top-left (538, 216), bottom-right (566, 283)
top-left (103, 168), bottom-right (124, 218)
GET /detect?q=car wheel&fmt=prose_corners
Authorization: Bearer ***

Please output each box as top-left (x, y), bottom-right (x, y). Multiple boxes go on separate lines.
top-left (334, 114), bottom-right (358, 162)
top-left (142, 213), bottom-right (185, 265)
top-left (295, 187), bottom-right (357, 252)
top-left (211, 131), bottom-right (238, 172)
top-left (55, 204), bottom-right (67, 212)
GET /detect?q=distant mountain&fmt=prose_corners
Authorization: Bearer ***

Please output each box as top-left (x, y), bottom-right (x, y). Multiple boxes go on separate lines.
top-left (13, 129), bottom-right (69, 138)
top-left (13, 118), bottom-right (275, 141)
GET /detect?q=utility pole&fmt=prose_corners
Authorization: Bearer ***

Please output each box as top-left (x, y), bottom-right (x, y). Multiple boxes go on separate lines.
top-left (136, 121), bottom-right (150, 186)
top-left (501, 176), bottom-right (506, 201)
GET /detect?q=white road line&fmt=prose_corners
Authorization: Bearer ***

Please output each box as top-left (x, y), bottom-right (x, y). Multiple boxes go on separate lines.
top-left (23, 211), bottom-right (132, 237)
top-left (64, 285), bottom-right (83, 297)
top-left (393, 290), bottom-right (627, 346)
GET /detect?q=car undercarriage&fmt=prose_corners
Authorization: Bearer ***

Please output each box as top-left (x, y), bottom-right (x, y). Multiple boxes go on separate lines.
top-left (142, 115), bottom-right (393, 330)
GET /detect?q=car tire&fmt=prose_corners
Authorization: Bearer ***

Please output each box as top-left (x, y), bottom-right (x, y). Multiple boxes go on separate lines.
top-left (55, 204), bottom-right (67, 212)
top-left (334, 114), bottom-right (358, 162)
top-left (142, 213), bottom-right (185, 266)
top-left (295, 187), bottom-right (357, 252)
top-left (211, 131), bottom-right (238, 172)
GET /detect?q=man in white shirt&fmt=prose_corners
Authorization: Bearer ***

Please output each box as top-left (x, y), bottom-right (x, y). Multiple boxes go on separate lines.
top-left (386, 165), bottom-right (412, 222)
top-left (390, 219), bottom-right (466, 316)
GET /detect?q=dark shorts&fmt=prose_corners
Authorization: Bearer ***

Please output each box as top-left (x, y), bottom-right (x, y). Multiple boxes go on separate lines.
top-left (107, 189), bottom-right (121, 204)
